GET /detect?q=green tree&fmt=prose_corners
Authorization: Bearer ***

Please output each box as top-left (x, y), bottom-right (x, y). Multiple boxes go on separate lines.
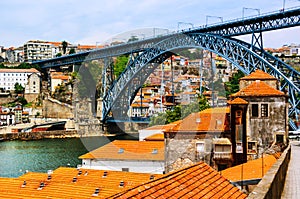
top-left (69, 48), bottom-right (76, 54)
top-left (14, 83), bottom-right (24, 94)
top-left (114, 55), bottom-right (129, 78)
top-left (224, 70), bottom-right (245, 97)
top-left (56, 53), bottom-right (62, 57)
top-left (149, 112), bottom-right (167, 126)
top-left (62, 40), bottom-right (68, 54)
top-left (149, 95), bottom-right (210, 126)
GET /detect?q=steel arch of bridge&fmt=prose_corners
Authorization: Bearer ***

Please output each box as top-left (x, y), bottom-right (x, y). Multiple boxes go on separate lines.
top-left (102, 33), bottom-right (300, 129)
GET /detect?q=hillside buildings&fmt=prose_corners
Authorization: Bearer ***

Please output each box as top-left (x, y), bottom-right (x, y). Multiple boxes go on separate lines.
top-left (23, 40), bottom-right (98, 63)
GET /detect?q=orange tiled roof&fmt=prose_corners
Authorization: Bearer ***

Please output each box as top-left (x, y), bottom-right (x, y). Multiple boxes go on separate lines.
top-left (79, 140), bottom-right (164, 161)
top-left (0, 167), bottom-right (162, 199)
top-left (51, 75), bottom-right (69, 80)
top-left (232, 81), bottom-right (285, 97)
top-left (144, 133), bottom-right (164, 141)
top-left (0, 68), bottom-right (40, 73)
top-left (77, 45), bottom-right (98, 49)
top-left (142, 122), bottom-right (182, 131)
top-left (110, 162), bottom-right (247, 199)
top-left (221, 154), bottom-right (280, 182)
top-left (240, 69), bottom-right (277, 80)
top-left (164, 107), bottom-right (230, 133)
top-left (229, 97), bottom-right (249, 105)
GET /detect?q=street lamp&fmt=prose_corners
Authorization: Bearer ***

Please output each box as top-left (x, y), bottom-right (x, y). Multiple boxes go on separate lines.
top-left (95, 42), bottom-right (101, 48)
top-left (206, 15), bottom-right (223, 26)
top-left (177, 22), bottom-right (194, 31)
top-left (242, 7), bottom-right (260, 19)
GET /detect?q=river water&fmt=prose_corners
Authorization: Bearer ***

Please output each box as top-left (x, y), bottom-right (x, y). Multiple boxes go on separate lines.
top-left (0, 134), bottom-right (138, 178)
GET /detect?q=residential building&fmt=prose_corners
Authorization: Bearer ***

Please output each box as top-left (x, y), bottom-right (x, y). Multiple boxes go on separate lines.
top-left (25, 73), bottom-right (41, 94)
top-left (0, 68), bottom-right (40, 91)
top-left (49, 72), bottom-right (70, 93)
top-left (23, 40), bottom-right (52, 63)
top-left (164, 107), bottom-right (230, 172)
top-left (79, 140), bottom-right (165, 174)
top-left (230, 69), bottom-right (288, 158)
top-left (0, 109), bottom-right (14, 125)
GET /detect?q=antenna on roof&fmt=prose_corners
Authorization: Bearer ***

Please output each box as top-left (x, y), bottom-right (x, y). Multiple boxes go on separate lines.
top-left (92, 188), bottom-right (100, 197)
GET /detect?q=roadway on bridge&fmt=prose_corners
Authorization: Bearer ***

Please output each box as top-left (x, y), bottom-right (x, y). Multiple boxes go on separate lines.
top-left (281, 141), bottom-right (300, 198)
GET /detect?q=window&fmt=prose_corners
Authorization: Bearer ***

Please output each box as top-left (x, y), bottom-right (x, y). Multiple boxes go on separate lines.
top-left (252, 104), bottom-right (258, 117)
top-left (236, 142), bottom-right (243, 153)
top-left (261, 104), bottom-right (268, 117)
top-left (276, 134), bottom-right (284, 144)
top-left (196, 142), bottom-right (205, 153)
top-left (122, 168), bottom-right (129, 172)
top-left (247, 141), bottom-right (257, 154)
top-left (33, 81), bottom-right (36, 85)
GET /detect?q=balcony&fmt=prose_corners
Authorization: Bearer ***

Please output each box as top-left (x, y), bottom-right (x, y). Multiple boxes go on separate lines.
top-left (213, 152), bottom-right (232, 160)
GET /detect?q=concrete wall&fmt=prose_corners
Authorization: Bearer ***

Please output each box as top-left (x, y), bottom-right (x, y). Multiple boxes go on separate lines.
top-left (0, 130), bottom-right (79, 140)
top-left (248, 144), bottom-right (291, 199)
top-left (81, 159), bottom-right (165, 174)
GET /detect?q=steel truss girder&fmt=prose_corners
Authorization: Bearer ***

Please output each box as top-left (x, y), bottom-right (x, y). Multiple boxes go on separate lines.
top-left (201, 8), bottom-right (300, 37)
top-left (35, 8), bottom-right (300, 69)
top-left (102, 33), bottom-right (300, 129)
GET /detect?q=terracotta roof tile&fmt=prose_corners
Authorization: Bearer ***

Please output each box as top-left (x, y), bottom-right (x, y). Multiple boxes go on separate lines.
top-left (0, 167), bottom-right (162, 198)
top-left (79, 140), bottom-right (164, 161)
top-left (221, 154), bottom-right (279, 181)
top-left (110, 162), bottom-right (247, 199)
top-left (231, 81), bottom-right (285, 97)
top-left (240, 69), bottom-right (277, 80)
top-left (0, 68), bottom-right (40, 73)
top-left (144, 133), bottom-right (164, 141)
top-left (229, 97), bottom-right (249, 105)
top-left (164, 107), bottom-right (230, 133)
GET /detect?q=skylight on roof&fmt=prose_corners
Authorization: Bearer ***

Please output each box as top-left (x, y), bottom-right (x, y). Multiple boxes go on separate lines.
top-left (118, 148), bottom-right (124, 153)
top-left (152, 149), bottom-right (158, 154)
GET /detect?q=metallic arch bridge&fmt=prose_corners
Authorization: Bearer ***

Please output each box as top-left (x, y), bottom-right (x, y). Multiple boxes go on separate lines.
top-left (34, 7), bottom-right (300, 129)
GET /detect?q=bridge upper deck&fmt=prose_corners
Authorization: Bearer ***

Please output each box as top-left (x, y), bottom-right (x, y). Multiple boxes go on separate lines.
top-left (34, 7), bottom-right (300, 68)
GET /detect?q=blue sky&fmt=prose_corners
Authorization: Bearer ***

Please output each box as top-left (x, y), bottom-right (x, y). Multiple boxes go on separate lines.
top-left (1, 0), bottom-right (300, 48)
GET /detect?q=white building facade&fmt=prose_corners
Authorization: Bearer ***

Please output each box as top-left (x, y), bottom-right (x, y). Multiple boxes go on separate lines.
top-left (0, 68), bottom-right (41, 91)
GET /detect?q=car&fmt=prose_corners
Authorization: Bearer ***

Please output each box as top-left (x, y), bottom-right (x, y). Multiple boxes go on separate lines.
top-left (289, 130), bottom-right (300, 140)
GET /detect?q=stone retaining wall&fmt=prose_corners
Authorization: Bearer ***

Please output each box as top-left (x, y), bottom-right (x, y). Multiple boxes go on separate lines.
top-left (248, 144), bottom-right (291, 199)
top-left (0, 130), bottom-right (79, 141)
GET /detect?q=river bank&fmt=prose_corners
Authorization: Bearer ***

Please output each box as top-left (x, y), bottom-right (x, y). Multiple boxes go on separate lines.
top-left (0, 130), bottom-right (140, 141)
